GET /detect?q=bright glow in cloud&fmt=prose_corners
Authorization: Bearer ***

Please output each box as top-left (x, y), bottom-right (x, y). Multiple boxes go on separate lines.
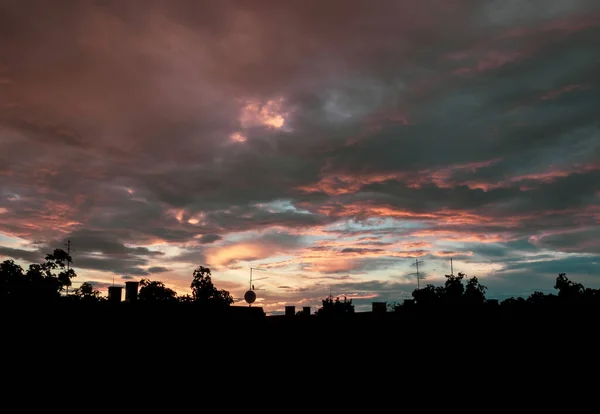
top-left (230, 131), bottom-right (247, 143)
top-left (239, 97), bottom-right (287, 129)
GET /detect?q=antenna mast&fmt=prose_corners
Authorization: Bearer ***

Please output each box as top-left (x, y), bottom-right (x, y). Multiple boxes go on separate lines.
top-left (411, 258), bottom-right (425, 289)
top-left (64, 239), bottom-right (71, 295)
top-left (245, 267), bottom-right (268, 307)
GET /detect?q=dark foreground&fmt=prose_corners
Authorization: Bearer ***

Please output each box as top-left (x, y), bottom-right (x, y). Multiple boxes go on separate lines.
top-left (4, 303), bottom-right (599, 378)
top-left (4, 302), bottom-right (599, 340)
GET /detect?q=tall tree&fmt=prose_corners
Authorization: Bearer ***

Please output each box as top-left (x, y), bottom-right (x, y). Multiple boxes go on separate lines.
top-left (463, 276), bottom-right (487, 305)
top-left (0, 249), bottom-right (77, 302)
top-left (443, 273), bottom-right (465, 304)
top-left (0, 260), bottom-right (25, 300)
top-left (190, 266), bottom-right (233, 306)
top-left (554, 273), bottom-right (584, 302)
top-left (44, 249), bottom-right (76, 290)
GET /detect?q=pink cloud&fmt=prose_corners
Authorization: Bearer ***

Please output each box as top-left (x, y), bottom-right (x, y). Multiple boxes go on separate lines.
top-left (297, 158), bottom-right (503, 195)
top-left (453, 51), bottom-right (524, 75)
top-left (540, 84), bottom-right (590, 100)
top-left (500, 13), bottom-right (600, 39)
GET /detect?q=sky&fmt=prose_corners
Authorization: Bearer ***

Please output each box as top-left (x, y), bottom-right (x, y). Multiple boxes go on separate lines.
top-left (1, 0), bottom-right (599, 314)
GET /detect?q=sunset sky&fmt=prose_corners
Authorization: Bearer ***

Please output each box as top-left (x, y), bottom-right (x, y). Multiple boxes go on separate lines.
top-left (1, 0), bottom-right (599, 313)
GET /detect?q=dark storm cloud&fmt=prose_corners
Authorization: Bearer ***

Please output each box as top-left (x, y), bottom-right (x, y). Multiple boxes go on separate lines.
top-left (3, 229), bottom-right (173, 276)
top-left (60, 229), bottom-right (164, 257)
top-left (460, 239), bottom-right (541, 259)
top-left (197, 234), bottom-right (222, 244)
top-left (73, 256), bottom-right (151, 276)
top-left (533, 228), bottom-right (600, 254)
top-left (0, 246), bottom-right (43, 263)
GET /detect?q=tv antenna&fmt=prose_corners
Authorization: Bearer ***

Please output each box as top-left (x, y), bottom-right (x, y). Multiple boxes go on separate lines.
top-left (64, 239), bottom-right (72, 295)
top-left (244, 267), bottom-right (268, 306)
top-left (410, 258), bottom-right (425, 289)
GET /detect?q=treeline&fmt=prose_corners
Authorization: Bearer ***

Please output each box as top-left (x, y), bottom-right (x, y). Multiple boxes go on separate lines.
top-left (2, 248), bottom-right (600, 315)
top-left (404, 272), bottom-right (600, 308)
top-left (302, 272), bottom-right (600, 318)
top-left (0, 248), bottom-right (233, 307)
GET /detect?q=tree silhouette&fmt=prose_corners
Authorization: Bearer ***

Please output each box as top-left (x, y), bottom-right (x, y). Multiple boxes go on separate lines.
top-left (554, 273), bottom-right (584, 302)
top-left (72, 282), bottom-right (103, 302)
top-left (315, 295), bottom-right (354, 317)
top-left (138, 278), bottom-right (177, 302)
top-left (0, 249), bottom-right (76, 302)
top-left (443, 273), bottom-right (465, 304)
top-left (190, 266), bottom-right (233, 306)
top-left (412, 273), bottom-right (487, 306)
top-left (412, 284), bottom-right (441, 305)
top-left (44, 249), bottom-right (76, 290)
top-left (526, 290), bottom-right (551, 305)
top-left (0, 259), bottom-right (25, 300)
top-left (463, 276), bottom-right (487, 305)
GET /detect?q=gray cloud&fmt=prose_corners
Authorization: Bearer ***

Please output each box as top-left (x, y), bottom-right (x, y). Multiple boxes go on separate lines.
top-left (197, 234), bottom-right (222, 244)
top-left (147, 266), bottom-right (169, 274)
top-left (0, 246), bottom-right (43, 263)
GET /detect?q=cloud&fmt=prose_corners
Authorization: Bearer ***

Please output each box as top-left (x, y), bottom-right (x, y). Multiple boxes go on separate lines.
top-left (1, 0), bottom-right (599, 310)
top-left (147, 266), bottom-right (170, 274)
top-left (0, 246), bottom-right (43, 263)
top-left (204, 228), bottom-right (305, 268)
top-left (197, 234), bottom-right (222, 244)
top-left (532, 228), bottom-right (600, 254)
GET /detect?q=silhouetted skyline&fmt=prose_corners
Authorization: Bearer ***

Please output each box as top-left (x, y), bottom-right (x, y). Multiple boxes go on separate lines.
top-left (3, 248), bottom-right (600, 317)
top-left (1, 1), bottom-right (600, 314)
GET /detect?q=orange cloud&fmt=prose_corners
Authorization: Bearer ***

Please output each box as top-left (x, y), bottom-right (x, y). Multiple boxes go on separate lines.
top-left (206, 243), bottom-right (274, 267)
top-left (305, 259), bottom-right (359, 273)
top-left (400, 241), bottom-right (432, 249)
top-left (409, 230), bottom-right (509, 243)
top-left (297, 158), bottom-right (503, 195)
top-left (230, 131), bottom-right (247, 143)
top-left (434, 251), bottom-right (473, 257)
top-left (297, 171), bottom-right (405, 196)
top-left (239, 97), bottom-right (288, 129)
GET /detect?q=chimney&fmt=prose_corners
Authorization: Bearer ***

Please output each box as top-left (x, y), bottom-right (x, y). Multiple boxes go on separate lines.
top-left (107, 286), bottom-right (122, 303)
top-left (285, 305), bottom-right (295, 317)
top-left (302, 306), bottom-right (311, 316)
top-left (125, 281), bottom-right (139, 303)
top-left (372, 302), bottom-right (387, 313)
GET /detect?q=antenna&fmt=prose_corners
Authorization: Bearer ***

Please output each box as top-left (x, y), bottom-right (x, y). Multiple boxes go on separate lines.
top-left (64, 239), bottom-right (72, 295)
top-left (410, 258), bottom-right (425, 289)
top-left (245, 267), bottom-right (268, 307)
top-left (450, 258), bottom-right (454, 276)
top-left (249, 267), bottom-right (268, 290)
top-left (64, 239), bottom-right (71, 268)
